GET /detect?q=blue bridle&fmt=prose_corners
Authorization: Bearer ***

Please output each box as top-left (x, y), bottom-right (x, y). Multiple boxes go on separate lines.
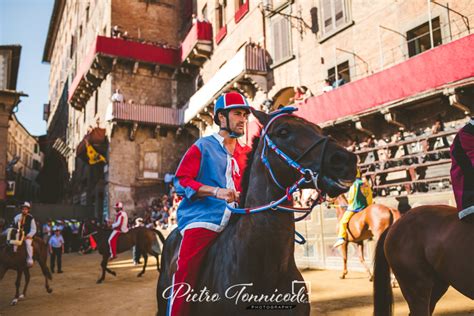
top-left (223, 107), bottom-right (330, 244)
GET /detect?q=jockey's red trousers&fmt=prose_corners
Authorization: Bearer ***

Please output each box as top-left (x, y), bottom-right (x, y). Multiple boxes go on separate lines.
top-left (108, 230), bottom-right (120, 258)
top-left (167, 228), bottom-right (219, 316)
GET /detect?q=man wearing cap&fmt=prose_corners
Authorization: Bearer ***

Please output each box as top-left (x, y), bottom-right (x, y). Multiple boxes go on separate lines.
top-left (108, 202), bottom-right (129, 260)
top-left (13, 202), bottom-right (37, 267)
top-left (166, 92), bottom-right (252, 316)
top-left (48, 227), bottom-right (65, 273)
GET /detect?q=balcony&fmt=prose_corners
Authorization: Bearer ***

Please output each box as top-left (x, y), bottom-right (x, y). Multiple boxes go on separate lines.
top-left (68, 36), bottom-right (179, 109)
top-left (108, 102), bottom-right (184, 126)
top-left (184, 43), bottom-right (268, 124)
top-left (180, 21), bottom-right (213, 66)
top-left (296, 34), bottom-right (474, 126)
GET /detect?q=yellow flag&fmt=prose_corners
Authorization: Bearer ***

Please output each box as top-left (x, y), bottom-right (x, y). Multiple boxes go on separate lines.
top-left (86, 140), bottom-right (106, 165)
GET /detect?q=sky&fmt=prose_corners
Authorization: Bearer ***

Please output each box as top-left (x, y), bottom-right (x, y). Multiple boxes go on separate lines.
top-left (0, 0), bottom-right (54, 136)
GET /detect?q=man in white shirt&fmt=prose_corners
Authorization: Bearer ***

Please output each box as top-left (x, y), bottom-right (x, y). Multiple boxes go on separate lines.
top-left (111, 88), bottom-right (124, 102)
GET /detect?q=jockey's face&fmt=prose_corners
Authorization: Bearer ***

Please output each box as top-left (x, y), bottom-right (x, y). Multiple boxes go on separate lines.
top-left (225, 108), bottom-right (249, 135)
top-left (21, 207), bottom-right (29, 215)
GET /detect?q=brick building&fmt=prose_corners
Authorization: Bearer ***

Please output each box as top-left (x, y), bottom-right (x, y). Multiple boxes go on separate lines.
top-left (42, 0), bottom-right (198, 220)
top-left (180, 0), bottom-right (474, 269)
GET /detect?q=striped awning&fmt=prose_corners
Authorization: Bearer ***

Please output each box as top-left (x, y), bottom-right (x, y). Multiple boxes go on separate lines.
top-left (109, 102), bottom-right (184, 126)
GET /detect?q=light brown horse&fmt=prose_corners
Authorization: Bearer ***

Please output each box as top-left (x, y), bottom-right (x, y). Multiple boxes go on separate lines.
top-left (374, 205), bottom-right (474, 316)
top-left (333, 195), bottom-right (400, 280)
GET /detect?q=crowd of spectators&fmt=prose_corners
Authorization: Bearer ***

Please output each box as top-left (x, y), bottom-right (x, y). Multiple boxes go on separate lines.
top-left (111, 25), bottom-right (179, 50)
top-left (344, 118), bottom-right (463, 197)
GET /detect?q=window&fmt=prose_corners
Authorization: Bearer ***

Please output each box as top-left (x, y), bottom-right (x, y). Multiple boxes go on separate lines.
top-left (86, 5), bottom-right (90, 23)
top-left (34, 144), bottom-right (39, 154)
top-left (407, 17), bottom-right (442, 57)
top-left (216, 1), bottom-right (226, 30)
top-left (202, 4), bottom-right (208, 21)
top-left (270, 14), bottom-right (292, 64)
top-left (327, 60), bottom-right (350, 86)
top-left (320, 0), bottom-right (351, 36)
top-left (94, 90), bottom-right (99, 115)
top-left (234, 0), bottom-right (248, 23)
top-left (70, 35), bottom-right (76, 58)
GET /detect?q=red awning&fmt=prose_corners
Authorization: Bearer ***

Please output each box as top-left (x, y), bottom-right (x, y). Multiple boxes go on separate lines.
top-left (112, 102), bottom-right (184, 126)
top-left (297, 34), bottom-right (474, 125)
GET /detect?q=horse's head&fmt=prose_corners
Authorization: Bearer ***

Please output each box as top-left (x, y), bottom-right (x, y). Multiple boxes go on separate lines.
top-left (252, 109), bottom-right (357, 198)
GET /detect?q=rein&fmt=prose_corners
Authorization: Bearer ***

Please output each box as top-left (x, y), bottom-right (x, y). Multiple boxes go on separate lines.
top-left (224, 107), bottom-right (329, 244)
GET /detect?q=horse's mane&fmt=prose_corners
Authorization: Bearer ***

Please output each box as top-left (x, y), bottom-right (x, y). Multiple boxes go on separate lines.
top-left (239, 135), bottom-right (261, 208)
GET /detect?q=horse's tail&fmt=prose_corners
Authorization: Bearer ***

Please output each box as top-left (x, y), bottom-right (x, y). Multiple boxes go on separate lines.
top-left (389, 208), bottom-right (401, 223)
top-left (373, 229), bottom-right (392, 316)
top-left (153, 229), bottom-right (166, 244)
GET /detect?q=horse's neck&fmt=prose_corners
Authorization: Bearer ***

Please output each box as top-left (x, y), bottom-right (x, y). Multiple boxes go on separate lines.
top-left (237, 160), bottom-right (295, 272)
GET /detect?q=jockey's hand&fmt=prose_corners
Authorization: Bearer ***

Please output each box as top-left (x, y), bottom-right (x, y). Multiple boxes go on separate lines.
top-left (216, 188), bottom-right (239, 203)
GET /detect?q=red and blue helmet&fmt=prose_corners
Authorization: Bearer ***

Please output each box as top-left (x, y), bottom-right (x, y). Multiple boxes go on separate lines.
top-left (213, 92), bottom-right (252, 125)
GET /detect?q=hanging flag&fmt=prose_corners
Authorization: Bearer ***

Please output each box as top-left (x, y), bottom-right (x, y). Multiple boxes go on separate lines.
top-left (85, 140), bottom-right (107, 165)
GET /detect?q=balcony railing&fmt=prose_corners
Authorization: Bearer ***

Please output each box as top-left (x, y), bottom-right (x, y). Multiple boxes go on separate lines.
top-left (180, 21), bottom-right (213, 66)
top-left (68, 36), bottom-right (179, 109)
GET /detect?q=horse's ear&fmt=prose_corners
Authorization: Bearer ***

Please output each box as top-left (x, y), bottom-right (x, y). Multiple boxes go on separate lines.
top-left (250, 108), bottom-right (270, 127)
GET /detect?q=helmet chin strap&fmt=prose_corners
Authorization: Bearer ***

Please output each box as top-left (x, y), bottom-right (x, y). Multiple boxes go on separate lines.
top-left (220, 112), bottom-right (244, 138)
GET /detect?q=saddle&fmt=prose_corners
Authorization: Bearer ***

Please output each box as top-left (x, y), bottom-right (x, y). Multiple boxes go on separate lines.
top-left (5, 228), bottom-right (25, 248)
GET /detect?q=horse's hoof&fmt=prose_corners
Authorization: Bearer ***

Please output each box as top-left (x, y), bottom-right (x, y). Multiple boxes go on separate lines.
top-left (339, 275), bottom-right (346, 279)
top-left (97, 279), bottom-right (103, 284)
top-left (47, 288), bottom-right (53, 294)
top-left (19, 294), bottom-right (25, 299)
top-left (369, 276), bottom-right (374, 282)
top-left (111, 272), bottom-right (117, 277)
top-left (10, 299), bottom-right (18, 306)
top-left (137, 273), bottom-right (143, 278)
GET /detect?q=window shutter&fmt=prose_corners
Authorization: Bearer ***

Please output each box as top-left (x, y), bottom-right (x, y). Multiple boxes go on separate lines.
top-left (334, 0), bottom-right (345, 27)
top-left (322, 0), bottom-right (333, 33)
top-left (272, 17), bottom-right (282, 61)
top-left (280, 17), bottom-right (290, 59)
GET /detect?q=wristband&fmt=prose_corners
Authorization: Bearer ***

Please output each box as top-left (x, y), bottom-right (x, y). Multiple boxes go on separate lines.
top-left (213, 187), bottom-right (219, 197)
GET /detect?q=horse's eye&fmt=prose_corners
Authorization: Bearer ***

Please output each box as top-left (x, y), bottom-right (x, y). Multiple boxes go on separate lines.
top-left (277, 128), bottom-right (289, 137)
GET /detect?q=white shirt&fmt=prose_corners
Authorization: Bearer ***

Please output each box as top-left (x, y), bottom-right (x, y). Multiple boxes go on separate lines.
top-left (112, 211), bottom-right (129, 233)
top-left (111, 92), bottom-right (124, 102)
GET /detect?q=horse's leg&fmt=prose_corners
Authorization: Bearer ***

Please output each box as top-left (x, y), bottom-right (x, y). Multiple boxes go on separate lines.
top-left (357, 242), bottom-right (372, 281)
top-left (138, 253), bottom-right (148, 277)
top-left (394, 269), bottom-right (433, 316)
top-left (429, 278), bottom-right (449, 315)
top-left (36, 250), bottom-right (53, 293)
top-left (20, 268), bottom-right (30, 299)
top-left (104, 256), bottom-right (116, 276)
top-left (0, 264), bottom-right (6, 281)
top-left (97, 256), bottom-right (108, 283)
top-left (11, 270), bottom-right (22, 305)
top-left (340, 242), bottom-right (348, 279)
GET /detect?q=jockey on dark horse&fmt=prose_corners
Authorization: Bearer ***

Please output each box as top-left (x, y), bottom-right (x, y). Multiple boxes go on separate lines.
top-left (450, 117), bottom-right (474, 223)
top-left (167, 92), bottom-right (252, 316)
top-left (108, 202), bottom-right (129, 260)
top-left (12, 202), bottom-right (37, 267)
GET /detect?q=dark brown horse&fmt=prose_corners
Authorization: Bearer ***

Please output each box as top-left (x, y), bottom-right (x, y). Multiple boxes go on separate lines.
top-left (332, 195), bottom-right (400, 280)
top-left (157, 109), bottom-right (358, 315)
top-left (0, 233), bottom-right (53, 306)
top-left (82, 221), bottom-right (165, 283)
top-left (374, 205), bottom-right (474, 316)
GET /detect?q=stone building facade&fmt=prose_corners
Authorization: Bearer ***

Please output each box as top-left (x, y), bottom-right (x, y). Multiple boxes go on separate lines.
top-left (6, 114), bottom-right (44, 204)
top-left (43, 0), bottom-right (197, 220)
